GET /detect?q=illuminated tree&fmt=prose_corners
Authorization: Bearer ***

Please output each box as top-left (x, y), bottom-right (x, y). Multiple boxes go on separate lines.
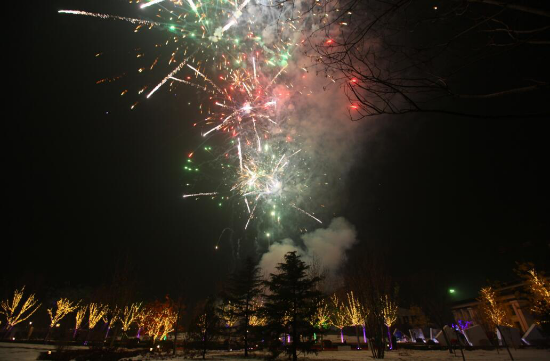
top-left (143, 310), bottom-right (164, 343)
top-left (0, 287), bottom-right (41, 331)
top-left (73, 305), bottom-right (87, 338)
top-left (311, 299), bottom-right (331, 329)
top-left (102, 305), bottom-right (121, 340)
top-left (381, 295), bottom-right (398, 350)
top-left (120, 302), bottom-right (142, 337)
top-left (136, 307), bottom-right (152, 339)
top-left (142, 299), bottom-right (178, 343)
top-left (343, 245), bottom-right (395, 359)
top-left (344, 291), bottom-right (366, 349)
top-left (478, 286), bottom-right (514, 360)
top-left (48, 298), bottom-right (79, 327)
top-left (478, 287), bottom-right (511, 327)
top-left (248, 298), bottom-right (267, 327)
top-left (220, 301), bottom-right (238, 328)
top-left (160, 310), bottom-right (177, 341)
top-left (329, 293), bottom-right (350, 343)
top-left (219, 301), bottom-right (238, 350)
top-left (521, 268), bottom-right (550, 328)
top-left (88, 303), bottom-right (108, 331)
top-left (45, 298), bottom-right (79, 341)
top-left (309, 299), bottom-right (331, 349)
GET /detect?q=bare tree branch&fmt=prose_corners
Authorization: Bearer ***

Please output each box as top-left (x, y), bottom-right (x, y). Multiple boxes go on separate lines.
top-left (467, 0), bottom-right (550, 18)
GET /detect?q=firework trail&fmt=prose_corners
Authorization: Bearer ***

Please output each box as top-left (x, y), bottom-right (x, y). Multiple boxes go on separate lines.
top-left (58, 10), bottom-right (161, 27)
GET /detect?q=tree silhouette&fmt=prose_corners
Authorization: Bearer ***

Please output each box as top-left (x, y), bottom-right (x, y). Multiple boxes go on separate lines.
top-left (262, 251), bottom-right (322, 360)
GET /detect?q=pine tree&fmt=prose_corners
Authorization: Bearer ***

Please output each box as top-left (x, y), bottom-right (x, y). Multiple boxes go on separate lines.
top-left (223, 257), bottom-right (263, 358)
top-left (262, 251), bottom-right (322, 360)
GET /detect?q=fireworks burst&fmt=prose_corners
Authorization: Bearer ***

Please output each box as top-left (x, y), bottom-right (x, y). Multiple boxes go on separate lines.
top-left (59, 0), bottom-right (351, 238)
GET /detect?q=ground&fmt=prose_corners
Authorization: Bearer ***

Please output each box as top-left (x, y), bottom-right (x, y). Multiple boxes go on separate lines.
top-left (0, 342), bottom-right (549, 361)
top-left (0, 342), bottom-right (87, 361)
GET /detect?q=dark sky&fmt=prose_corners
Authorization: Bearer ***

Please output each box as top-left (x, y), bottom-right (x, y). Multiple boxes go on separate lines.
top-left (6, 0), bottom-right (549, 303)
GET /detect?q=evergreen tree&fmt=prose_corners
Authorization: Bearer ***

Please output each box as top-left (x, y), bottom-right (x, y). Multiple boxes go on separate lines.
top-left (262, 251), bottom-right (322, 360)
top-left (222, 257), bottom-right (263, 357)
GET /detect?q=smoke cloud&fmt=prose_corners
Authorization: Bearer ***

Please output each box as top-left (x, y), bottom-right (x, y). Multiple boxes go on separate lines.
top-left (252, 4), bottom-right (371, 284)
top-left (259, 217), bottom-right (358, 286)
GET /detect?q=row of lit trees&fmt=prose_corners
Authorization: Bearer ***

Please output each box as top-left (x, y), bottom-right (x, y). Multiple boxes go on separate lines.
top-left (2, 259), bottom-right (547, 360)
top-left (0, 288), bottom-right (179, 345)
top-left (0, 255), bottom-right (400, 360)
top-left (325, 291), bottom-right (397, 349)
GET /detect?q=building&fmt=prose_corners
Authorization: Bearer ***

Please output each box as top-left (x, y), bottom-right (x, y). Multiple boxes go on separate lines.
top-left (451, 283), bottom-right (535, 333)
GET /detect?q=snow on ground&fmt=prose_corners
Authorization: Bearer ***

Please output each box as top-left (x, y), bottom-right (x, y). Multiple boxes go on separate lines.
top-left (124, 348), bottom-right (550, 361)
top-left (0, 342), bottom-right (87, 361)
top-left (300, 348), bottom-right (550, 361)
top-left (1, 343), bottom-right (548, 361)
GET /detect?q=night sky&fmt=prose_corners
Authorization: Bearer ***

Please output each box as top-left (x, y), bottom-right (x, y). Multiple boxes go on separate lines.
top-left (6, 1), bottom-right (549, 304)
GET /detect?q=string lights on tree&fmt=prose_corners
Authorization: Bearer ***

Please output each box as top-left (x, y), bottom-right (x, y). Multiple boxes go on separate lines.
top-left (74, 305), bottom-right (87, 338)
top-left (248, 298), bottom-right (267, 327)
top-left (88, 303), bottom-right (108, 329)
top-left (142, 301), bottom-right (177, 342)
top-left (478, 286), bottom-right (515, 360)
top-left (329, 293), bottom-right (349, 343)
top-left (310, 299), bottom-right (330, 348)
top-left (48, 298), bottom-right (79, 328)
top-left (381, 295), bottom-right (398, 350)
top-left (478, 287), bottom-right (511, 327)
top-left (121, 302), bottom-right (142, 334)
top-left (344, 291), bottom-right (366, 349)
top-left (526, 269), bottom-right (550, 324)
top-left (0, 287), bottom-right (41, 331)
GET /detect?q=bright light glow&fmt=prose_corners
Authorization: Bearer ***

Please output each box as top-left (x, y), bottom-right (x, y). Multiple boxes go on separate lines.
top-left (140, 0), bottom-right (165, 9)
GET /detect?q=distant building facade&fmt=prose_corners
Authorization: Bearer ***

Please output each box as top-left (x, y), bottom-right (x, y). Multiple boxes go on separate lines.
top-left (451, 283), bottom-right (535, 333)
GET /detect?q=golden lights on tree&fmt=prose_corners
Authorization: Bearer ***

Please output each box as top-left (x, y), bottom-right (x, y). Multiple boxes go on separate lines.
top-left (137, 307), bottom-right (152, 331)
top-left (73, 305), bottom-right (87, 337)
top-left (526, 269), bottom-right (550, 319)
top-left (88, 303), bottom-right (108, 329)
top-left (142, 303), bottom-right (177, 342)
top-left (47, 298), bottom-right (79, 328)
top-left (75, 305), bottom-right (87, 330)
top-left (221, 301), bottom-right (238, 328)
top-left (478, 287), bottom-right (511, 327)
top-left (160, 311), bottom-right (177, 341)
top-left (198, 313), bottom-right (207, 335)
top-left (381, 295), bottom-right (398, 327)
top-left (102, 306), bottom-right (120, 329)
top-left (248, 298), bottom-right (267, 327)
top-left (310, 299), bottom-right (330, 329)
top-left (382, 295), bottom-right (398, 350)
top-left (121, 303), bottom-right (142, 332)
top-left (0, 287), bottom-right (41, 329)
top-left (344, 291), bottom-right (365, 327)
top-left (329, 294), bottom-right (350, 343)
top-left (344, 291), bottom-right (367, 348)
